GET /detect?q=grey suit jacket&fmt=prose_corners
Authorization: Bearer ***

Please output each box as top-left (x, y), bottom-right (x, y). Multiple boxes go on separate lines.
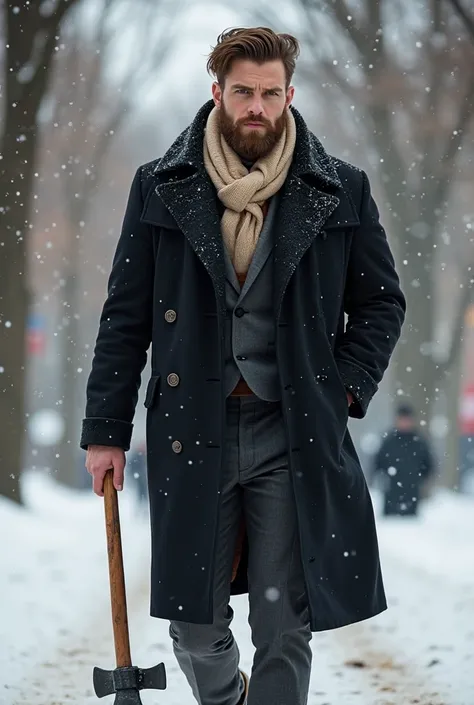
top-left (224, 196), bottom-right (280, 401)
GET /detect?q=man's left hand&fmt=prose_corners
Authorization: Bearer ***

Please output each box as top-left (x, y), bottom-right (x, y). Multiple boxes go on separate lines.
top-left (347, 391), bottom-right (354, 407)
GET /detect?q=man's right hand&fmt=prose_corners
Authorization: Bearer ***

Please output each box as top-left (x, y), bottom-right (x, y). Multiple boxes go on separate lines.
top-left (86, 445), bottom-right (126, 497)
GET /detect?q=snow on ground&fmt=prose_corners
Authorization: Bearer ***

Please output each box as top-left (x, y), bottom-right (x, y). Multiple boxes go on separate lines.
top-left (0, 470), bottom-right (150, 705)
top-left (1, 471), bottom-right (473, 705)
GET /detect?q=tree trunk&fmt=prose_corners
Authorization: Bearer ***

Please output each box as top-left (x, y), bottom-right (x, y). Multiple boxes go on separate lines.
top-left (0, 0), bottom-right (80, 500)
top-left (57, 265), bottom-right (83, 488)
top-left (440, 354), bottom-right (462, 489)
top-left (392, 298), bottom-right (436, 420)
top-left (388, 207), bottom-right (437, 424)
top-left (0, 114), bottom-right (36, 502)
top-left (364, 105), bottom-right (436, 420)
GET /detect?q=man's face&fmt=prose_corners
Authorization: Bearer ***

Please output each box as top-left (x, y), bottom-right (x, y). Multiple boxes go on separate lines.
top-left (212, 59), bottom-right (294, 161)
top-left (397, 415), bottom-right (415, 432)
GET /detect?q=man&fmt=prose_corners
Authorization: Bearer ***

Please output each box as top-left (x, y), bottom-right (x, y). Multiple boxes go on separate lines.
top-left (372, 404), bottom-right (434, 516)
top-left (82, 27), bottom-right (405, 705)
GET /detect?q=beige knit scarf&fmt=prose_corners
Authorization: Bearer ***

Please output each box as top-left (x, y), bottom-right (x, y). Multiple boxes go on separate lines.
top-left (203, 106), bottom-right (296, 275)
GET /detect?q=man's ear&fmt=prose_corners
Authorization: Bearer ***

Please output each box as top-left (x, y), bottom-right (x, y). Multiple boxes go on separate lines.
top-left (212, 81), bottom-right (222, 108)
top-left (286, 86), bottom-right (295, 108)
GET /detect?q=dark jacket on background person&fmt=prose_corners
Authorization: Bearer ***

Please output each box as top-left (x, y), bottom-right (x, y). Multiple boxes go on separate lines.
top-left (372, 429), bottom-right (434, 516)
top-left (80, 100), bottom-right (406, 631)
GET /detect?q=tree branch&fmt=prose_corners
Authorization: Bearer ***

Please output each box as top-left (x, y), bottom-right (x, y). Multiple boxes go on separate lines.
top-left (41, 0), bottom-right (81, 29)
top-left (311, 60), bottom-right (363, 103)
top-left (434, 75), bottom-right (474, 206)
top-left (445, 0), bottom-right (474, 40)
top-left (305, 0), bottom-right (370, 60)
top-left (421, 0), bottom-right (444, 172)
top-left (7, 0), bottom-right (82, 109)
top-left (331, 0), bottom-right (377, 61)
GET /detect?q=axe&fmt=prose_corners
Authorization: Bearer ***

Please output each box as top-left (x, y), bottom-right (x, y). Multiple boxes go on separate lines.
top-left (93, 469), bottom-right (167, 703)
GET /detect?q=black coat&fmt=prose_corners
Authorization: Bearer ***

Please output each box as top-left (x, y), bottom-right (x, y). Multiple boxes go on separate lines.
top-left (81, 101), bottom-right (406, 631)
top-left (372, 429), bottom-right (434, 515)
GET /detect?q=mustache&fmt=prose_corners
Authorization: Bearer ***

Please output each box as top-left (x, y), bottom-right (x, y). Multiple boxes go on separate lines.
top-left (239, 116), bottom-right (271, 127)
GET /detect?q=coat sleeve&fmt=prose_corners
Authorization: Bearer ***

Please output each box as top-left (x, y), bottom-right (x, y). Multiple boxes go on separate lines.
top-left (420, 437), bottom-right (435, 479)
top-left (336, 171), bottom-right (406, 418)
top-left (80, 167), bottom-right (154, 450)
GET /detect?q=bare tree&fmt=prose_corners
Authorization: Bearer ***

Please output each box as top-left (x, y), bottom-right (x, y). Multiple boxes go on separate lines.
top-left (250, 0), bottom-right (474, 436)
top-left (45, 0), bottom-right (184, 487)
top-left (0, 0), bottom-right (82, 503)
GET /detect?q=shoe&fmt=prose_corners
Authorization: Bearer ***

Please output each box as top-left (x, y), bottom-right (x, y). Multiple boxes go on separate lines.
top-left (238, 670), bottom-right (249, 705)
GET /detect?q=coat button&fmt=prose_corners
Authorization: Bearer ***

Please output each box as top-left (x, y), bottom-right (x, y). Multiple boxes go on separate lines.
top-left (164, 309), bottom-right (177, 323)
top-left (234, 307), bottom-right (246, 318)
top-left (167, 373), bottom-right (180, 387)
top-left (171, 440), bottom-right (182, 454)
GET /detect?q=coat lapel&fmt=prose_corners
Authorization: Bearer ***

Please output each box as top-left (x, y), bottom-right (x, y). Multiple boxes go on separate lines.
top-left (274, 176), bottom-right (339, 317)
top-left (272, 107), bottom-right (359, 318)
top-left (143, 102), bottom-right (227, 311)
top-left (155, 172), bottom-right (226, 306)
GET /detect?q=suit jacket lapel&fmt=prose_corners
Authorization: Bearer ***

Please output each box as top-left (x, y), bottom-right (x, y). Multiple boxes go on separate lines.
top-left (224, 246), bottom-right (240, 294)
top-left (239, 195), bottom-right (277, 299)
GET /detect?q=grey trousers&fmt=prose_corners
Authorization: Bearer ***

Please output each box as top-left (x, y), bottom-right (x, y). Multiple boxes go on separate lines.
top-left (170, 396), bottom-right (312, 705)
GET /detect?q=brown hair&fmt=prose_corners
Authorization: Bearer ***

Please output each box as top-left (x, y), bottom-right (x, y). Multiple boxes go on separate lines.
top-left (207, 27), bottom-right (300, 89)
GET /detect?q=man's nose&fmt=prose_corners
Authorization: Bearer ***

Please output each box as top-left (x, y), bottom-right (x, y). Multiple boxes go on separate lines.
top-left (248, 97), bottom-right (264, 116)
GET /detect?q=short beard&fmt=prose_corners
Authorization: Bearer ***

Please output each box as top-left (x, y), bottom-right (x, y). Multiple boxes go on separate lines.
top-left (218, 102), bottom-right (287, 162)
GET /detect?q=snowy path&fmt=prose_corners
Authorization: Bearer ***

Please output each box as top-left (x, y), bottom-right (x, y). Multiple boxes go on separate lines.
top-left (1, 473), bottom-right (473, 705)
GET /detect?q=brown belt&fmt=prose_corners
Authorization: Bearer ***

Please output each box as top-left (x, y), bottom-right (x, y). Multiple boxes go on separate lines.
top-left (230, 377), bottom-right (254, 396)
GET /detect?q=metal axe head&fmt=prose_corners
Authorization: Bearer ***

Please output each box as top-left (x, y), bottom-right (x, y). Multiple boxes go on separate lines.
top-left (93, 662), bottom-right (166, 703)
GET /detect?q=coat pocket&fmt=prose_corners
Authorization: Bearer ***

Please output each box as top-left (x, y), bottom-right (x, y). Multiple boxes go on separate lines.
top-left (144, 375), bottom-right (161, 409)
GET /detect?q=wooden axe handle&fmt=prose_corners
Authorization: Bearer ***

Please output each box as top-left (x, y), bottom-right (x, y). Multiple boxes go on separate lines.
top-left (103, 469), bottom-right (132, 668)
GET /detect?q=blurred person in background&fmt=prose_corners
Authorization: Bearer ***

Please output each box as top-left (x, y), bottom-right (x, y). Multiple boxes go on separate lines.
top-left (82, 27), bottom-right (405, 705)
top-left (371, 403), bottom-right (435, 517)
